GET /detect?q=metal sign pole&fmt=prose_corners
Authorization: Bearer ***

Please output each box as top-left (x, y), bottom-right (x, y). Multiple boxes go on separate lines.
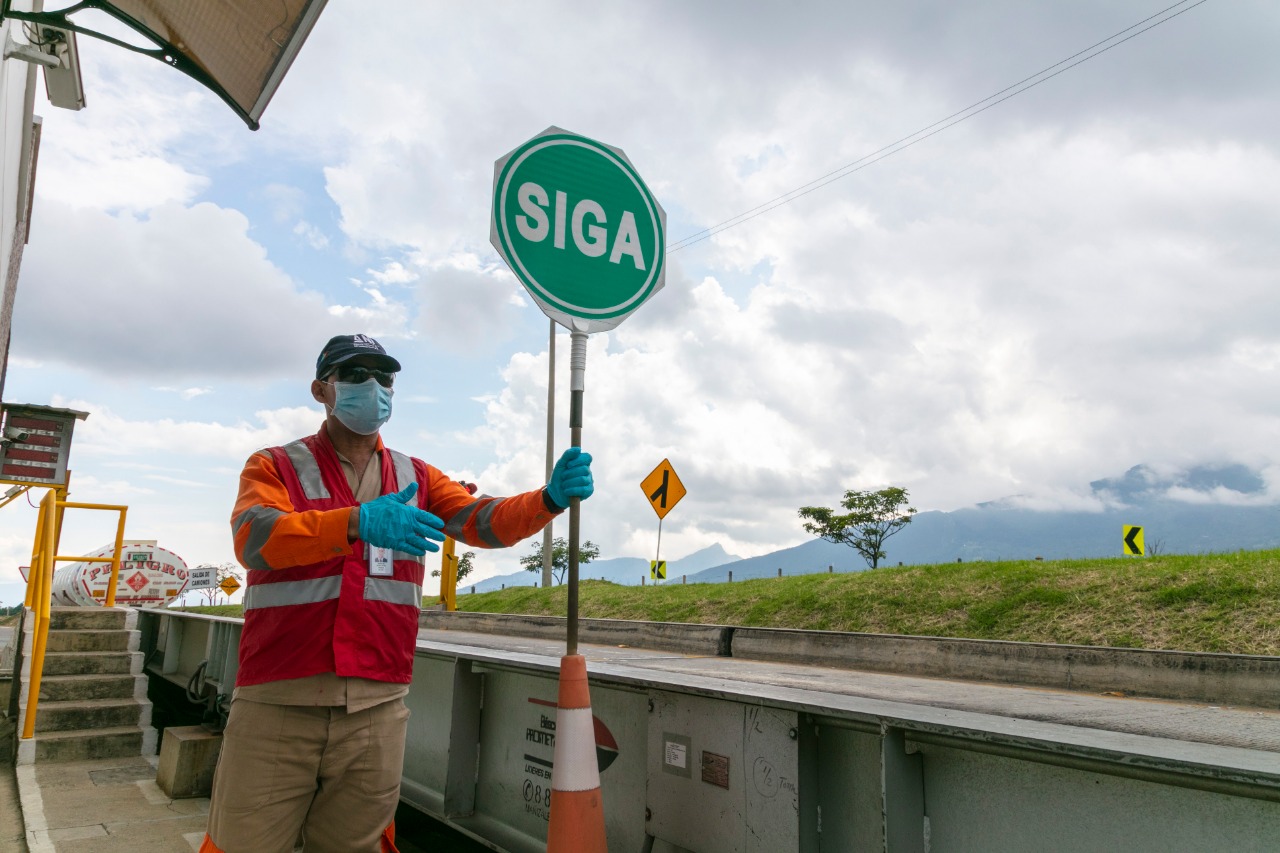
top-left (542, 318), bottom-right (555, 590)
top-left (653, 517), bottom-right (664, 585)
top-left (566, 328), bottom-right (588, 656)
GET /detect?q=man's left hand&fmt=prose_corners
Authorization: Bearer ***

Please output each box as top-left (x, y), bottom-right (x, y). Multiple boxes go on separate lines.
top-left (547, 447), bottom-right (594, 508)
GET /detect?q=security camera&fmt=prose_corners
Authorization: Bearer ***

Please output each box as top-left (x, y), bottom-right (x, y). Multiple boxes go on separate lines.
top-left (4, 426), bottom-right (30, 443)
top-left (36, 25), bottom-right (85, 111)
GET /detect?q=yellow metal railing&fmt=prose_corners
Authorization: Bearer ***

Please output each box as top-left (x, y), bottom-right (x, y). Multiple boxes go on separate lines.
top-left (438, 537), bottom-right (458, 611)
top-left (20, 490), bottom-right (129, 741)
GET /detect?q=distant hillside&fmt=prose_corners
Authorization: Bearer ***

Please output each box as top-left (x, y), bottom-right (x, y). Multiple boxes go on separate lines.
top-left (689, 464), bottom-right (1280, 582)
top-left (470, 464), bottom-right (1280, 590)
top-left (466, 543), bottom-right (742, 593)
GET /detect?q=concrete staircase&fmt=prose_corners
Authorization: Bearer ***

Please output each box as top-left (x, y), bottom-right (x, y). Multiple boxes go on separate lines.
top-left (16, 607), bottom-right (158, 764)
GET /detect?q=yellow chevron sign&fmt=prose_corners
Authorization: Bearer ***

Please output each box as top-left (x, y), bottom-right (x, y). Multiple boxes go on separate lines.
top-left (1123, 525), bottom-right (1144, 556)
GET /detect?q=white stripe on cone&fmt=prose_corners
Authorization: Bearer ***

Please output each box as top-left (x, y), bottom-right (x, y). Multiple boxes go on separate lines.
top-left (551, 707), bottom-right (601, 792)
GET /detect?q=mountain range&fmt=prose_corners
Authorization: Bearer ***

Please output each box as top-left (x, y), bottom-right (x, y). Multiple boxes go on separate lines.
top-left (466, 464), bottom-right (1280, 591)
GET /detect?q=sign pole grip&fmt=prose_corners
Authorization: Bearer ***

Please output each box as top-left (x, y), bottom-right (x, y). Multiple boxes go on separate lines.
top-left (566, 330), bottom-right (588, 656)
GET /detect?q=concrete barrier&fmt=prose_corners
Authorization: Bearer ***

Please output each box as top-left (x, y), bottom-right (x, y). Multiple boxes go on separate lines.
top-left (729, 627), bottom-right (1280, 709)
top-left (418, 611), bottom-right (731, 656)
top-left (419, 613), bottom-right (1280, 708)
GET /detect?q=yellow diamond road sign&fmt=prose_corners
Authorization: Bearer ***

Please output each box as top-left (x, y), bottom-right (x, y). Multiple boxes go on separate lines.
top-left (1123, 525), bottom-right (1144, 556)
top-left (219, 576), bottom-right (242, 596)
top-left (641, 459), bottom-right (686, 519)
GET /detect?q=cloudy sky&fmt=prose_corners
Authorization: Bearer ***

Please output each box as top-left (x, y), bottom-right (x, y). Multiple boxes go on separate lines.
top-left (2, 0), bottom-right (1278, 605)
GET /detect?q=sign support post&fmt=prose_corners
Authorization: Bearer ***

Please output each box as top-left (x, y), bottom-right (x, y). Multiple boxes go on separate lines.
top-left (566, 327), bottom-right (587, 655)
top-left (542, 318), bottom-right (555, 590)
top-left (653, 517), bottom-right (664, 583)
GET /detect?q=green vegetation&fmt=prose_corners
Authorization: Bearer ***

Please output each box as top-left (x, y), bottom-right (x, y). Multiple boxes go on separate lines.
top-left (178, 550), bottom-right (1280, 656)
top-left (799, 486), bottom-right (916, 569)
top-left (520, 537), bottom-right (600, 585)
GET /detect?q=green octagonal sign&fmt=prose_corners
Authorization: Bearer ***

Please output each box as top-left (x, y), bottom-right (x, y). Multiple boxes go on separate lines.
top-left (491, 126), bottom-right (667, 333)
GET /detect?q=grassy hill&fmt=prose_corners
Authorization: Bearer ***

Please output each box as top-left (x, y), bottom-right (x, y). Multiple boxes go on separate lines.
top-left (180, 550), bottom-right (1280, 656)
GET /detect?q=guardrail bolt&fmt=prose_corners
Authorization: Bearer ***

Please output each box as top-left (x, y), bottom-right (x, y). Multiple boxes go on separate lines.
top-left (645, 808), bottom-right (652, 821)
top-left (789, 727), bottom-right (798, 740)
top-left (648, 698), bottom-right (654, 712)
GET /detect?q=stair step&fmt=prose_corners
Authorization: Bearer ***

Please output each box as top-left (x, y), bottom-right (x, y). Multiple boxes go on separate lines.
top-left (48, 607), bottom-right (131, 631)
top-left (45, 629), bottom-right (132, 653)
top-left (39, 673), bottom-right (140, 702)
top-left (29, 725), bottom-right (147, 763)
top-left (32, 698), bottom-right (146, 733)
top-left (41, 650), bottom-right (138, 675)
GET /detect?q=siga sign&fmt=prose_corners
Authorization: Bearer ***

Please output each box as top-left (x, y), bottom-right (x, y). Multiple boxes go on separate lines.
top-left (1123, 525), bottom-right (1144, 556)
top-left (491, 126), bottom-right (667, 334)
top-left (641, 459), bottom-right (686, 520)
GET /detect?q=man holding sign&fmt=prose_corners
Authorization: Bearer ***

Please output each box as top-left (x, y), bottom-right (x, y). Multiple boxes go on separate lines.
top-left (201, 333), bottom-right (594, 853)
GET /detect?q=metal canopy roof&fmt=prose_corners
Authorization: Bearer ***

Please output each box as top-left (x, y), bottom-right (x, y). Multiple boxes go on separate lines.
top-left (1, 0), bottom-right (329, 130)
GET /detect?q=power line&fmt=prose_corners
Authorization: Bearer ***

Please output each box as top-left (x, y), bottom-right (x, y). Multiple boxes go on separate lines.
top-left (667, 0), bottom-right (1211, 254)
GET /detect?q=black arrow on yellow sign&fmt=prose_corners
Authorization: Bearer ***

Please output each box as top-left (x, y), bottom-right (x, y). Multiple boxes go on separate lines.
top-left (1123, 525), bottom-right (1144, 556)
top-left (649, 469), bottom-right (670, 508)
top-left (640, 459), bottom-right (686, 520)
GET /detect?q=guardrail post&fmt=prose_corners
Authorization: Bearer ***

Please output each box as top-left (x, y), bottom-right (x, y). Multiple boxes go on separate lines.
top-left (881, 726), bottom-right (926, 853)
top-left (444, 659), bottom-right (483, 817)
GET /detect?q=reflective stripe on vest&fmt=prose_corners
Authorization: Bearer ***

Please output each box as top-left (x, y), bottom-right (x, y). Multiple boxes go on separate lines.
top-left (244, 575), bottom-right (342, 610)
top-left (284, 439), bottom-right (330, 501)
top-left (385, 449), bottom-right (427, 563)
top-left (443, 497), bottom-right (506, 548)
top-left (365, 576), bottom-right (422, 607)
top-left (388, 449), bottom-right (415, 493)
top-left (232, 504), bottom-right (285, 571)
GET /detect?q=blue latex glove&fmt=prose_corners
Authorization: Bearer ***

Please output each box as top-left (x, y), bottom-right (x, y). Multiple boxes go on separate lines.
top-left (358, 483), bottom-right (446, 556)
top-left (547, 447), bottom-right (594, 509)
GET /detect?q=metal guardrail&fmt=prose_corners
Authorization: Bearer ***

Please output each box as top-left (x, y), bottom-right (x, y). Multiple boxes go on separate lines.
top-left (138, 609), bottom-right (1280, 853)
top-left (19, 489), bottom-right (128, 739)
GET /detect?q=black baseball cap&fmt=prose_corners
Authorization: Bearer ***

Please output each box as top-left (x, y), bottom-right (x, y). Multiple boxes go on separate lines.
top-left (315, 334), bottom-right (402, 379)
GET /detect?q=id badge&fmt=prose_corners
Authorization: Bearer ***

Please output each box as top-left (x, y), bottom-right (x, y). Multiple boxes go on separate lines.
top-left (369, 545), bottom-right (394, 577)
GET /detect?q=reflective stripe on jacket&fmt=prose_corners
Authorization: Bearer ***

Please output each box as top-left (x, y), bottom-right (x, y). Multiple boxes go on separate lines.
top-left (230, 423), bottom-right (559, 686)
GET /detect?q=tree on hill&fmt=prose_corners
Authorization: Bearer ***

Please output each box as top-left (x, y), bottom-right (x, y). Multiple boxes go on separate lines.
top-left (431, 550), bottom-right (476, 583)
top-left (799, 487), bottom-right (917, 569)
top-left (521, 537), bottom-right (600, 585)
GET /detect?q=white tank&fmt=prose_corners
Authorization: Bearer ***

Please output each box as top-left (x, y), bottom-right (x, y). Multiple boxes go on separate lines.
top-left (50, 540), bottom-right (190, 607)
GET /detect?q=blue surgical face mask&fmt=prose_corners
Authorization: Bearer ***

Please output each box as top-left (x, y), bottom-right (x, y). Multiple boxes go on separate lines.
top-left (330, 379), bottom-right (393, 435)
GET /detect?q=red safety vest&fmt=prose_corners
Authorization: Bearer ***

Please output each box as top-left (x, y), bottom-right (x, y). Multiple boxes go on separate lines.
top-left (236, 432), bottom-right (427, 686)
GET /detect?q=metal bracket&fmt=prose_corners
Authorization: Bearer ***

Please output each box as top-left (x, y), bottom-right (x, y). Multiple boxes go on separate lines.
top-left (0, 0), bottom-right (261, 129)
top-left (3, 29), bottom-right (58, 67)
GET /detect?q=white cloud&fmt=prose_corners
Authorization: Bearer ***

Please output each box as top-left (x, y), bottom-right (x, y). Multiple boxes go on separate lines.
top-left (61, 398), bottom-right (322, 461)
top-left (153, 386), bottom-right (213, 400)
top-left (12, 201), bottom-right (391, 379)
top-left (293, 221), bottom-right (331, 250)
top-left (367, 261), bottom-right (417, 286)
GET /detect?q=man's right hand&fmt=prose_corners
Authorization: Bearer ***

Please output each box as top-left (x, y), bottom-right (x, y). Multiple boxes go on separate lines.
top-left (356, 483), bottom-right (446, 555)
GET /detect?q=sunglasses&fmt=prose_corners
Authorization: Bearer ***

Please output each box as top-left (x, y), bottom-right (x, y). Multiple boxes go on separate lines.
top-left (332, 365), bottom-right (396, 388)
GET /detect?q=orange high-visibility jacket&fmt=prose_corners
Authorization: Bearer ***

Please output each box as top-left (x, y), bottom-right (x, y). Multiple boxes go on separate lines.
top-left (230, 424), bottom-right (559, 685)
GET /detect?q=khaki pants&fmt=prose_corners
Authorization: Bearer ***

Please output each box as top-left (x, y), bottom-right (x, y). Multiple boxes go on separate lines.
top-left (205, 697), bottom-right (409, 853)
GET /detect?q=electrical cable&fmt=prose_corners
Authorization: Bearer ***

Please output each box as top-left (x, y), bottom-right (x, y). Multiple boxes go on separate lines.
top-left (667, 0), bottom-right (1212, 254)
top-left (185, 659), bottom-right (208, 704)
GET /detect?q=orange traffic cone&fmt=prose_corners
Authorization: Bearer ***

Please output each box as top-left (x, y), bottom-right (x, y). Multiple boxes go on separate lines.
top-left (546, 654), bottom-right (608, 852)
